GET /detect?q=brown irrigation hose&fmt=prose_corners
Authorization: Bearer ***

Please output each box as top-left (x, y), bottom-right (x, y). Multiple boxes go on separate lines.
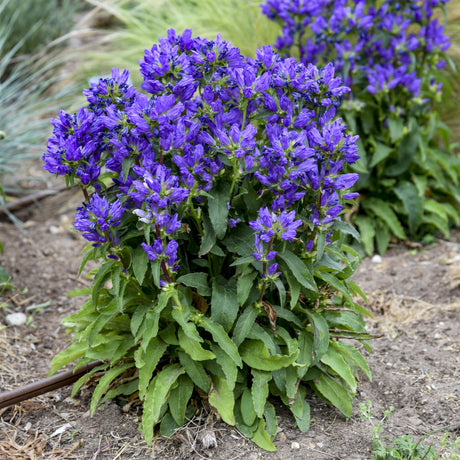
top-left (0, 361), bottom-right (103, 409)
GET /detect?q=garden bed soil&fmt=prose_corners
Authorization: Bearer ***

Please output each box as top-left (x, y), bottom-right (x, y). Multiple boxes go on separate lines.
top-left (0, 189), bottom-right (459, 459)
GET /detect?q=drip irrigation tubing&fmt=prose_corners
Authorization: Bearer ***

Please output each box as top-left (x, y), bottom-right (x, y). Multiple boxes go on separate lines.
top-left (0, 360), bottom-right (103, 409)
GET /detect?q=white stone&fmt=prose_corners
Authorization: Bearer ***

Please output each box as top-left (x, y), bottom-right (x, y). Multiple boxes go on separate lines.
top-left (291, 442), bottom-right (300, 449)
top-left (371, 255), bottom-right (383, 264)
top-left (5, 312), bottom-right (27, 326)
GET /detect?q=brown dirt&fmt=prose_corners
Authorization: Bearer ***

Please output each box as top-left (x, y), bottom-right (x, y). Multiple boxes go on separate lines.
top-left (0, 190), bottom-right (459, 460)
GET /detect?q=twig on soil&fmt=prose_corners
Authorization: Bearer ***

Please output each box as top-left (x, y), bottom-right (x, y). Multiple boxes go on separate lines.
top-left (0, 185), bottom-right (68, 216)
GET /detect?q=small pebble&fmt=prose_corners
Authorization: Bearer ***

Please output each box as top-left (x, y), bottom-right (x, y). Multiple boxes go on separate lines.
top-left (291, 441), bottom-right (300, 449)
top-left (5, 312), bottom-right (27, 326)
top-left (371, 254), bottom-right (383, 264)
top-left (49, 225), bottom-right (61, 234)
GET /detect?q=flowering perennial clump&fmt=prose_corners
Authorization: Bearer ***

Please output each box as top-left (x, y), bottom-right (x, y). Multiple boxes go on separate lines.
top-left (262, 0), bottom-right (460, 253)
top-left (44, 30), bottom-right (370, 450)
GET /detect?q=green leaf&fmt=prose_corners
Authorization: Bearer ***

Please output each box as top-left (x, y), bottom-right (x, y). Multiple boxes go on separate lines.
top-left (198, 315), bottom-right (242, 367)
top-left (263, 401), bottom-right (278, 440)
top-left (92, 259), bottom-right (116, 305)
top-left (296, 330), bottom-right (314, 379)
top-left (223, 224), bottom-right (256, 257)
top-left (178, 327), bottom-right (215, 361)
top-left (251, 369), bottom-right (271, 418)
top-left (375, 220), bottom-right (391, 255)
top-left (177, 272), bottom-right (211, 296)
top-left (169, 374), bottom-right (194, 426)
top-left (250, 419), bottom-right (276, 451)
top-left (199, 213), bottom-right (216, 256)
top-left (369, 142), bottom-right (394, 168)
top-left (232, 303), bottom-right (259, 347)
top-left (240, 388), bottom-right (257, 426)
top-left (320, 346), bottom-right (357, 392)
top-left (66, 287), bottom-right (91, 297)
top-left (236, 270), bottom-right (258, 306)
top-left (289, 386), bottom-right (310, 432)
top-left (362, 198), bottom-right (406, 240)
top-left (178, 351), bottom-right (210, 393)
top-left (159, 412), bottom-right (180, 438)
top-left (240, 340), bottom-right (299, 371)
top-left (141, 363), bottom-right (185, 444)
top-left (208, 376), bottom-right (235, 425)
top-left (48, 341), bottom-right (89, 376)
top-left (386, 128), bottom-right (419, 176)
top-left (71, 363), bottom-right (109, 398)
top-left (137, 337), bottom-right (168, 400)
top-left (388, 117), bottom-right (404, 143)
top-left (208, 181), bottom-right (230, 239)
top-left (90, 363), bottom-right (134, 415)
top-left (314, 373), bottom-right (353, 418)
top-left (306, 310), bottom-right (329, 363)
top-left (352, 215), bottom-right (375, 256)
top-left (211, 276), bottom-right (239, 331)
top-left (331, 220), bottom-right (360, 242)
top-left (422, 213), bottom-right (450, 238)
top-left (279, 250), bottom-right (317, 293)
top-left (331, 341), bottom-right (372, 381)
top-left (394, 181), bottom-right (424, 234)
top-left (209, 342), bottom-right (238, 391)
top-left (132, 245), bottom-right (149, 285)
top-left (284, 268), bottom-right (301, 309)
top-left (171, 306), bottom-right (203, 343)
top-left (314, 269), bottom-right (352, 304)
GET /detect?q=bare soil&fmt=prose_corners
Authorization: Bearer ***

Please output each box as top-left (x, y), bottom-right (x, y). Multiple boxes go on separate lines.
top-left (0, 189), bottom-right (459, 459)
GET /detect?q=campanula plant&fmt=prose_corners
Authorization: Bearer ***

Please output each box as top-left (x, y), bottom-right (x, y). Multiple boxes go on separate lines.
top-left (43, 29), bottom-right (371, 450)
top-left (262, 0), bottom-right (460, 254)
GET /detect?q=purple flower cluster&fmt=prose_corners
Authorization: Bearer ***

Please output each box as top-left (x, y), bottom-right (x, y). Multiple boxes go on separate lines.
top-left (261, 0), bottom-right (451, 102)
top-left (43, 29), bottom-right (359, 286)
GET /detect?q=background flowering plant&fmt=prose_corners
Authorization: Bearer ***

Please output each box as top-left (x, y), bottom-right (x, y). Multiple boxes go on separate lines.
top-left (262, 0), bottom-right (460, 254)
top-left (43, 29), bottom-right (371, 450)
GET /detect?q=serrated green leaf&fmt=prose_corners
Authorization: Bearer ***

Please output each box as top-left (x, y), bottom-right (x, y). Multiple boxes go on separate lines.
top-left (314, 269), bottom-right (353, 304)
top-left (71, 363), bottom-right (109, 398)
top-left (240, 340), bottom-right (299, 371)
top-left (320, 346), bottom-right (357, 393)
top-left (285, 366), bottom-right (299, 400)
top-left (92, 260), bottom-right (116, 305)
top-left (208, 376), bottom-right (235, 425)
top-left (386, 128), bottom-right (419, 176)
top-left (250, 418), bottom-right (276, 451)
top-left (208, 181), bottom-right (230, 239)
top-left (178, 327), bottom-right (215, 361)
top-left (131, 245), bottom-right (149, 285)
top-left (177, 272), bottom-right (211, 297)
top-left (236, 270), bottom-right (258, 306)
top-left (141, 363), bottom-right (185, 444)
top-left (178, 351), bottom-right (210, 393)
top-left (48, 341), bottom-right (89, 376)
top-left (251, 369), bottom-right (271, 418)
top-left (90, 363), bottom-right (134, 415)
top-left (130, 304), bottom-right (150, 340)
top-left (223, 224), bottom-right (257, 257)
top-left (199, 213), bottom-right (216, 256)
top-left (388, 117), bottom-right (404, 143)
top-left (331, 220), bottom-right (361, 242)
top-left (211, 276), bottom-right (239, 331)
top-left (422, 213), bottom-right (450, 237)
top-left (198, 315), bottom-right (242, 367)
top-left (394, 181), bottom-right (424, 234)
top-left (232, 303), bottom-right (259, 347)
top-left (279, 249), bottom-right (317, 292)
top-left (171, 306), bottom-right (202, 343)
top-left (169, 374), bottom-right (194, 426)
top-left (306, 310), bottom-right (329, 363)
top-left (137, 337), bottom-right (168, 400)
top-left (283, 267), bottom-right (301, 309)
top-left (102, 378), bottom-right (139, 405)
top-left (331, 341), bottom-right (372, 381)
top-left (314, 373), bottom-right (353, 418)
